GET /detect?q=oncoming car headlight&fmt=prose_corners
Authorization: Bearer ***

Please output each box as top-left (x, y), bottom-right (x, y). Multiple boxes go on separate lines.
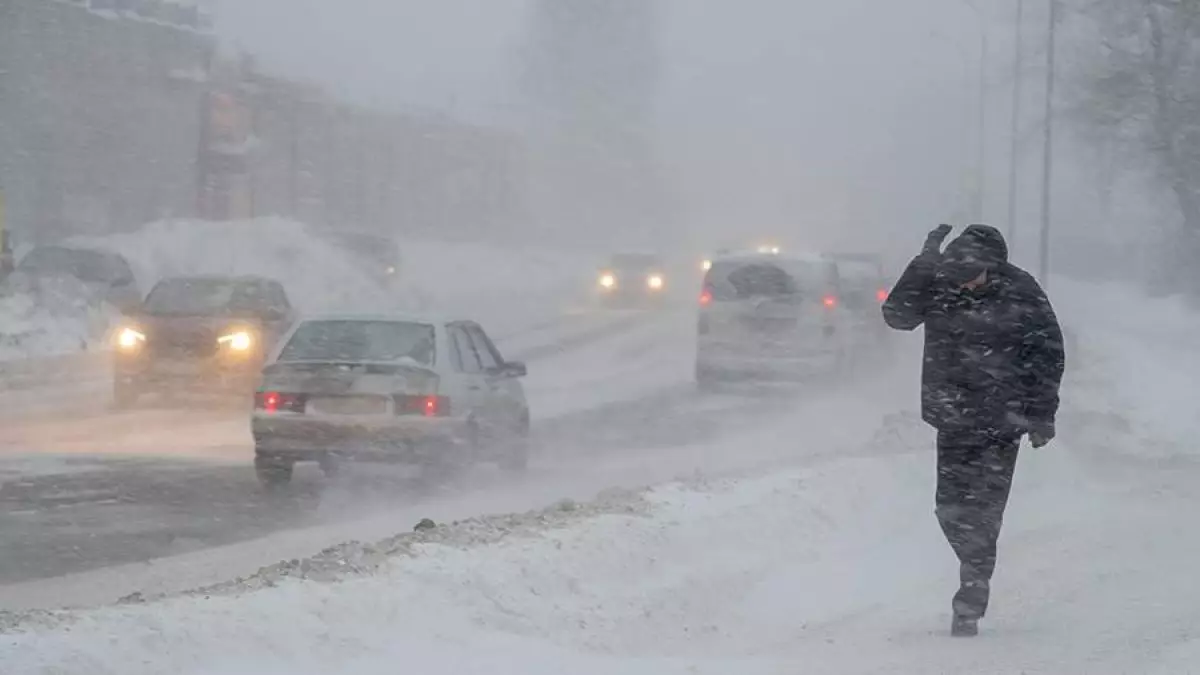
top-left (116, 327), bottom-right (146, 350)
top-left (647, 274), bottom-right (665, 290)
top-left (218, 331), bottom-right (254, 351)
top-left (599, 273), bottom-right (616, 289)
top-left (701, 259), bottom-right (713, 271)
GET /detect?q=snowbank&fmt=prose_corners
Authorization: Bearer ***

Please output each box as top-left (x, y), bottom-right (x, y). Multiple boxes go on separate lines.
top-left (1054, 277), bottom-right (1200, 460)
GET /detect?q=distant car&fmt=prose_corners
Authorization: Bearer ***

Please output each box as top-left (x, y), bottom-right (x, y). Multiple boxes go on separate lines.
top-left (596, 252), bottom-right (668, 307)
top-left (251, 314), bottom-right (530, 488)
top-left (695, 252), bottom-right (874, 388)
top-left (5, 245), bottom-right (140, 312)
top-left (112, 275), bottom-right (296, 408)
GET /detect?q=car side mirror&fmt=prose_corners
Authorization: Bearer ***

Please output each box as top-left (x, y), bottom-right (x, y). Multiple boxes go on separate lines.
top-left (501, 361), bottom-right (527, 378)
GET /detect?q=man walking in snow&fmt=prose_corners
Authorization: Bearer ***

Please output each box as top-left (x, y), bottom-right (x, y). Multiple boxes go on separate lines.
top-left (882, 224), bottom-right (1065, 637)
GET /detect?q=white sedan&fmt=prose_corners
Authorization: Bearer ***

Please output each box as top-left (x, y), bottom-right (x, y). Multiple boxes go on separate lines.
top-left (251, 314), bottom-right (530, 488)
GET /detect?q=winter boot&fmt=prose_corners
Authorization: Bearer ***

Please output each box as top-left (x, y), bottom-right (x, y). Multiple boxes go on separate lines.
top-left (950, 614), bottom-right (979, 637)
top-left (949, 578), bottom-right (989, 637)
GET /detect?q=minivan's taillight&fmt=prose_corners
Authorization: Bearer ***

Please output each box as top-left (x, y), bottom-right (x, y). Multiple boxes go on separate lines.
top-left (700, 288), bottom-right (713, 306)
top-left (822, 295), bottom-right (838, 309)
top-left (395, 394), bottom-right (451, 417)
top-left (255, 391), bottom-right (306, 414)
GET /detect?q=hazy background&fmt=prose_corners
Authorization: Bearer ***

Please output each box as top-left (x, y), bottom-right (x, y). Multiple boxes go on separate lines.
top-left (214, 0), bottom-right (1154, 276)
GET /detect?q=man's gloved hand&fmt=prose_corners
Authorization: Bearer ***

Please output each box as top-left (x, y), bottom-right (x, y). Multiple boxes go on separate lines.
top-left (923, 224), bottom-right (954, 257)
top-left (1029, 421), bottom-right (1056, 448)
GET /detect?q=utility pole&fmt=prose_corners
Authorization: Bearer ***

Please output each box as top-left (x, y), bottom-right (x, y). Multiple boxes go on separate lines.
top-left (1038, 0), bottom-right (1057, 285)
top-left (974, 30), bottom-right (988, 223)
top-left (1006, 0), bottom-right (1024, 249)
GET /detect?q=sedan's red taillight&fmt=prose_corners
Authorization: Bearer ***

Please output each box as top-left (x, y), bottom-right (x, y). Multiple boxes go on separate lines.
top-left (395, 395), bottom-right (451, 417)
top-left (822, 295), bottom-right (838, 309)
top-left (700, 289), bottom-right (713, 306)
top-left (255, 391), bottom-right (306, 414)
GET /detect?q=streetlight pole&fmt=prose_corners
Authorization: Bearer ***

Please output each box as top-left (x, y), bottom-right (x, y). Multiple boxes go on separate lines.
top-left (952, 0), bottom-right (988, 223)
top-left (1006, 0), bottom-right (1024, 249)
top-left (974, 30), bottom-right (988, 223)
top-left (1039, 0), bottom-right (1058, 285)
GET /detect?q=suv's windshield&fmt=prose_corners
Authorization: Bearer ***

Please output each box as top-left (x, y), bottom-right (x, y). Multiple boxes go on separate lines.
top-left (278, 320), bottom-right (436, 365)
top-left (706, 260), bottom-right (831, 301)
top-left (144, 278), bottom-right (272, 316)
top-left (17, 247), bottom-right (120, 283)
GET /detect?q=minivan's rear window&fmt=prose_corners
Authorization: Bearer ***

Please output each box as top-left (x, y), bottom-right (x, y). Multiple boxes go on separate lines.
top-left (705, 260), bottom-right (833, 301)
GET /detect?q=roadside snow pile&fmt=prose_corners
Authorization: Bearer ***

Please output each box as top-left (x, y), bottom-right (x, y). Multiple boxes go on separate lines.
top-left (71, 219), bottom-right (404, 315)
top-left (1054, 277), bottom-right (1200, 460)
top-left (78, 219), bottom-right (596, 334)
top-left (0, 290), bottom-right (98, 360)
top-left (0, 217), bottom-right (597, 361)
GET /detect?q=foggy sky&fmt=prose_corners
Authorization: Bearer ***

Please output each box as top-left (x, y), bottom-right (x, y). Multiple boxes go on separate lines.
top-left (216, 1), bottom-right (1093, 263)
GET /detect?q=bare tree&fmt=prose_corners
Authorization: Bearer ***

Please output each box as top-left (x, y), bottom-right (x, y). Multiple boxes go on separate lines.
top-left (1075, 0), bottom-right (1200, 282)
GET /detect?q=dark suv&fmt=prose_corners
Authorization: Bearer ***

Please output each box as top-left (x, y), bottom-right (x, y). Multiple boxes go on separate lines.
top-left (5, 245), bottom-right (140, 312)
top-left (113, 275), bottom-right (295, 408)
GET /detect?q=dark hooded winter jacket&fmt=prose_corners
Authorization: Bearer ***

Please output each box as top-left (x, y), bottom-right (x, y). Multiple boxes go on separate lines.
top-left (882, 225), bottom-right (1065, 432)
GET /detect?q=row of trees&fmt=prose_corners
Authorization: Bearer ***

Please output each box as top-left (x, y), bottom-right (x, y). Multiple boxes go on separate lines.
top-left (1072, 0), bottom-right (1200, 289)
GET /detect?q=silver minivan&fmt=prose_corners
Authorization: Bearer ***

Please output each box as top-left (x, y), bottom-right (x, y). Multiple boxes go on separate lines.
top-left (695, 253), bottom-right (856, 388)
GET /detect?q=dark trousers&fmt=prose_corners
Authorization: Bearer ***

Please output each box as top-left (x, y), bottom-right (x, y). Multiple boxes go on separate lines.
top-left (935, 426), bottom-right (1021, 619)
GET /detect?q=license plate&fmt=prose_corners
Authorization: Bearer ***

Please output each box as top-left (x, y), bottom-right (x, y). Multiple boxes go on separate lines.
top-left (309, 396), bottom-right (390, 415)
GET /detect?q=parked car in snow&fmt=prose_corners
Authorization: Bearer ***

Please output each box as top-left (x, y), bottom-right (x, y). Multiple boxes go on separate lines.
top-left (251, 314), bottom-right (530, 488)
top-left (112, 275), bottom-right (295, 408)
top-left (596, 252), bottom-right (668, 307)
top-left (695, 251), bottom-right (876, 389)
top-left (4, 245), bottom-right (140, 313)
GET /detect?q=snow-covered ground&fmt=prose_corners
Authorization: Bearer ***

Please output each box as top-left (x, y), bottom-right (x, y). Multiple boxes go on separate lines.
top-left (4, 401), bottom-right (1194, 674)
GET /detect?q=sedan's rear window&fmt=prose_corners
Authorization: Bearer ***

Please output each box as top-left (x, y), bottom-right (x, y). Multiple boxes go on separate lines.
top-left (278, 320), bottom-right (436, 366)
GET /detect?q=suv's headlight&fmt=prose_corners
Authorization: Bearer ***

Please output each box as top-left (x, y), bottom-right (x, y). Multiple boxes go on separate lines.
top-left (218, 331), bottom-right (253, 351)
top-left (117, 327), bottom-right (146, 349)
top-left (647, 274), bottom-right (665, 290)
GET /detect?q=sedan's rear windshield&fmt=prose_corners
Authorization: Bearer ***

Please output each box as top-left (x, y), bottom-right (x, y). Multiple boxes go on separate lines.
top-left (278, 320), bottom-right (436, 366)
top-left (706, 260), bottom-right (833, 301)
